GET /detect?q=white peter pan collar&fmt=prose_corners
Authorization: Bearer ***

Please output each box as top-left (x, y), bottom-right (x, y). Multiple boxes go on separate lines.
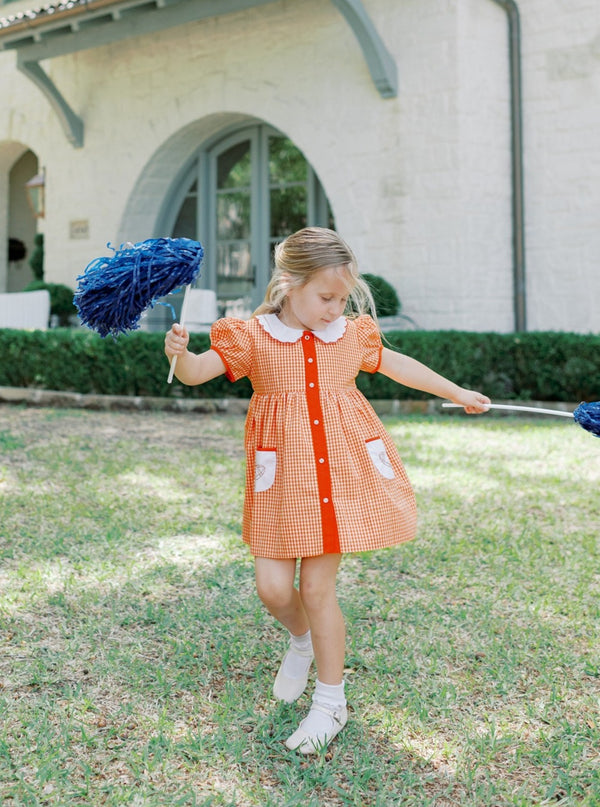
top-left (257, 313), bottom-right (347, 344)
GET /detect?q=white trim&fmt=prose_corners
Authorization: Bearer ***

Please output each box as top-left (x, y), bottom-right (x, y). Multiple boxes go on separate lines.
top-left (257, 313), bottom-right (347, 344)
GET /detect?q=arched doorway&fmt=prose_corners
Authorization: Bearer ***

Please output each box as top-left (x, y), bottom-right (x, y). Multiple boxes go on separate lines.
top-left (146, 123), bottom-right (333, 329)
top-left (1, 145), bottom-right (39, 293)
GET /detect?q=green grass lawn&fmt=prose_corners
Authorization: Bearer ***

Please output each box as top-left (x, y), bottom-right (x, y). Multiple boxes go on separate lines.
top-left (0, 406), bottom-right (599, 806)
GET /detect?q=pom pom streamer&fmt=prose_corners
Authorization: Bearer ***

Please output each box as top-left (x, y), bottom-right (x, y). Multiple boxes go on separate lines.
top-left (573, 401), bottom-right (600, 437)
top-left (442, 401), bottom-right (600, 437)
top-left (74, 237), bottom-right (204, 338)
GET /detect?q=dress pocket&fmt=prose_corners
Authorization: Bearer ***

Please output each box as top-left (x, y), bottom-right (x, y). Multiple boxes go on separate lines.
top-left (366, 437), bottom-right (395, 480)
top-left (254, 448), bottom-right (277, 492)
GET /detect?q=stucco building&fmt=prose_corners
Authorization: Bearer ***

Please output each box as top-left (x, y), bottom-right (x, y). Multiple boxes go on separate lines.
top-left (1, 0), bottom-right (598, 332)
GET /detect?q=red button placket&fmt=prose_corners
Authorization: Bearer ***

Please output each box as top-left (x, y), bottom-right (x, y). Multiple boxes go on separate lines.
top-left (301, 332), bottom-right (340, 554)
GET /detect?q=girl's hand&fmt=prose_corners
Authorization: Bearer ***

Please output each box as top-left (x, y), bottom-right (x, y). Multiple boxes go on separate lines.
top-left (452, 390), bottom-right (491, 415)
top-left (163, 326), bottom-right (225, 386)
top-left (164, 323), bottom-right (189, 359)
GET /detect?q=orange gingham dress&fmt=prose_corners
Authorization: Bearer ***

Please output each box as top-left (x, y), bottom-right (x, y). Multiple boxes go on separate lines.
top-left (210, 313), bottom-right (417, 559)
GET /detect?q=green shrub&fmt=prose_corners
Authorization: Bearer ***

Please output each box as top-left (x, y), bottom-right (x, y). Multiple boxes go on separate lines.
top-left (24, 280), bottom-right (77, 326)
top-left (361, 273), bottom-right (400, 317)
top-left (0, 328), bottom-right (597, 402)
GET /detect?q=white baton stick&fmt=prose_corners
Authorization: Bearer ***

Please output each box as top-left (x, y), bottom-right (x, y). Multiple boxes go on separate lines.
top-left (442, 402), bottom-right (574, 418)
top-left (167, 284), bottom-right (191, 384)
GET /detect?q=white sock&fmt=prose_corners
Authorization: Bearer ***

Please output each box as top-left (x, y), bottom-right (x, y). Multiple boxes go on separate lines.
top-left (300, 679), bottom-right (346, 735)
top-left (313, 679), bottom-right (346, 710)
top-left (281, 630), bottom-right (313, 679)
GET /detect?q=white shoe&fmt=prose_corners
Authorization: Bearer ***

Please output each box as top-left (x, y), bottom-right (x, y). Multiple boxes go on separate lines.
top-left (285, 703), bottom-right (348, 754)
top-left (273, 645), bottom-right (314, 703)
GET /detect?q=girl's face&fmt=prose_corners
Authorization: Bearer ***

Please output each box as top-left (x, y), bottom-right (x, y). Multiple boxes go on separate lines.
top-left (280, 265), bottom-right (354, 331)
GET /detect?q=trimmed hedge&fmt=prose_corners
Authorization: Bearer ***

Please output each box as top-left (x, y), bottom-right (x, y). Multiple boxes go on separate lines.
top-left (0, 328), bottom-right (598, 402)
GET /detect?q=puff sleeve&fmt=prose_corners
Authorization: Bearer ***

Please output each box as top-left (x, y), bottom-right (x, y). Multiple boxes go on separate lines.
top-left (355, 315), bottom-right (383, 374)
top-left (210, 318), bottom-right (252, 382)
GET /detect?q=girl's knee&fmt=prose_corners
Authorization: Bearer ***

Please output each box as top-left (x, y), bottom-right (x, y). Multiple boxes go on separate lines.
top-left (256, 577), bottom-right (294, 610)
top-left (255, 558), bottom-right (297, 611)
top-left (298, 555), bottom-right (340, 611)
top-left (299, 575), bottom-right (336, 613)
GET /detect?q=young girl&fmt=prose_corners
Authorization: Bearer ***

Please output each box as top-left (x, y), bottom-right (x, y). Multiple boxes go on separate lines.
top-left (164, 227), bottom-right (490, 754)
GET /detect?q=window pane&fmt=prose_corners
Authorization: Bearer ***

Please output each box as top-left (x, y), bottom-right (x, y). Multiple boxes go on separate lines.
top-left (218, 141), bottom-right (251, 189)
top-left (172, 196), bottom-right (197, 239)
top-left (269, 137), bottom-right (307, 184)
top-left (216, 141), bottom-right (253, 318)
top-left (217, 191), bottom-right (251, 239)
top-left (217, 241), bottom-right (252, 279)
top-left (171, 178), bottom-right (197, 238)
top-left (270, 187), bottom-right (307, 238)
top-left (216, 241), bottom-right (253, 318)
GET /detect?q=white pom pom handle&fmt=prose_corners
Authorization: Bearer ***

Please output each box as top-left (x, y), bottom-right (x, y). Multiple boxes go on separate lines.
top-left (442, 402), bottom-right (574, 418)
top-left (167, 283), bottom-right (191, 384)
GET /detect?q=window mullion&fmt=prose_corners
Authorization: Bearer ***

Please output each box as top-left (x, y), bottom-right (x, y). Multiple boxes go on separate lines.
top-left (254, 126), bottom-right (270, 307)
top-left (197, 150), bottom-right (211, 290)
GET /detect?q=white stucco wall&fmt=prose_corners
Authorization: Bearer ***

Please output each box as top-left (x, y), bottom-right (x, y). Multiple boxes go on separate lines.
top-left (520, 0), bottom-right (600, 332)
top-left (0, 0), bottom-right (598, 332)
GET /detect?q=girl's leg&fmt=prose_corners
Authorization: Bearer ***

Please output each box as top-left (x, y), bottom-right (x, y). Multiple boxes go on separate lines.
top-left (255, 557), bottom-right (314, 703)
top-left (286, 553), bottom-right (347, 754)
top-left (298, 554), bottom-right (344, 684)
top-left (254, 557), bottom-right (308, 635)
top-left (254, 555), bottom-right (344, 675)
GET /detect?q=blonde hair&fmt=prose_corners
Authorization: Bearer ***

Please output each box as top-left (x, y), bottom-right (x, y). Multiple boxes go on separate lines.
top-left (253, 227), bottom-right (377, 321)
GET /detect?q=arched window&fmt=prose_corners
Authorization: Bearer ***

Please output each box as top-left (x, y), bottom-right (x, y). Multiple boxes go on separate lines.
top-left (153, 124), bottom-right (333, 327)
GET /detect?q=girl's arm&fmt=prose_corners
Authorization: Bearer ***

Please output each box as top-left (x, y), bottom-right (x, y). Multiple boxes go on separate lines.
top-left (378, 347), bottom-right (490, 414)
top-left (164, 323), bottom-right (226, 386)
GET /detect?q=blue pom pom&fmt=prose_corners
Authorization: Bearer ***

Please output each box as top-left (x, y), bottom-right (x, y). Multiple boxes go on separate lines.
top-left (573, 401), bottom-right (600, 437)
top-left (74, 237), bottom-right (204, 337)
